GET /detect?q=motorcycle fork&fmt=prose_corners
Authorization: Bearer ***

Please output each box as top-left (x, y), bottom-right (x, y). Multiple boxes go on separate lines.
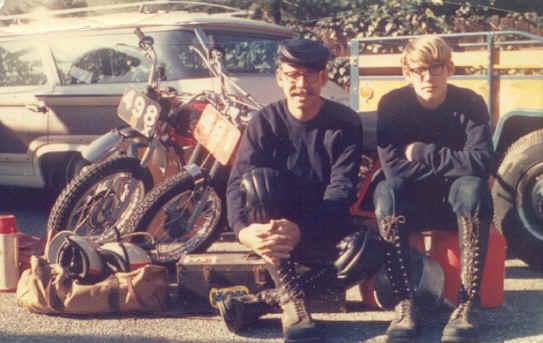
top-left (174, 141), bottom-right (222, 231)
top-left (185, 180), bottom-right (210, 230)
top-left (164, 175), bottom-right (207, 236)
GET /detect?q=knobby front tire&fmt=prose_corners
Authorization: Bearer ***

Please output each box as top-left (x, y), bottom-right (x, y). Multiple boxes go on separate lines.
top-left (126, 171), bottom-right (223, 262)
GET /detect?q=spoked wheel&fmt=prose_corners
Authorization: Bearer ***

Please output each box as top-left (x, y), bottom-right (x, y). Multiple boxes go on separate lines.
top-left (67, 172), bottom-right (147, 237)
top-left (127, 171), bottom-right (223, 262)
top-left (47, 156), bottom-right (153, 244)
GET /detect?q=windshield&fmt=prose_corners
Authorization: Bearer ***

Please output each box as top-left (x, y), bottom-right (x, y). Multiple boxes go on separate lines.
top-left (50, 30), bottom-right (200, 85)
top-left (50, 29), bottom-right (288, 85)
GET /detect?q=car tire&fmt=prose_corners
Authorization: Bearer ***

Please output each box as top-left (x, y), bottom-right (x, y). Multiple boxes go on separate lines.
top-left (492, 129), bottom-right (543, 269)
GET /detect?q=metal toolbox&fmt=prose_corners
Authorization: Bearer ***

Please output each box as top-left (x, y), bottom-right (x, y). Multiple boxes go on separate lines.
top-left (176, 251), bottom-right (272, 313)
top-left (176, 250), bottom-right (347, 314)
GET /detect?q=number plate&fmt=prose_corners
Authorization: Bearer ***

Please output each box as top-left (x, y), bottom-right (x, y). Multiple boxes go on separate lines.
top-left (194, 104), bottom-right (241, 165)
top-left (117, 88), bottom-right (161, 138)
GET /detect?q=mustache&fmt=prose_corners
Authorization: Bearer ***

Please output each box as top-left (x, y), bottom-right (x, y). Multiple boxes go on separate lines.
top-left (290, 89), bottom-right (315, 96)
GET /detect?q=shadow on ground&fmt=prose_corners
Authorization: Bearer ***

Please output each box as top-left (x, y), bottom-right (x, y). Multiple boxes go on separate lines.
top-left (0, 333), bottom-right (250, 343)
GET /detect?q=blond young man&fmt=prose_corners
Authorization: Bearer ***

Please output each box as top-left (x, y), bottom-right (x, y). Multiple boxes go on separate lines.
top-left (374, 35), bottom-right (495, 343)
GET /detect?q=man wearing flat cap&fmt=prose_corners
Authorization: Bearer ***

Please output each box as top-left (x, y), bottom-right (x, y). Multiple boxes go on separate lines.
top-left (218, 38), bottom-right (371, 342)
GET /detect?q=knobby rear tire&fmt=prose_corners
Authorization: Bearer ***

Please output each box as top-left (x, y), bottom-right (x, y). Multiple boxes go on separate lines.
top-left (46, 156), bottom-right (153, 245)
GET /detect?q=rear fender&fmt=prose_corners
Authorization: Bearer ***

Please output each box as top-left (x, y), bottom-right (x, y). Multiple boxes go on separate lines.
top-left (82, 127), bottom-right (142, 163)
top-left (183, 163), bottom-right (204, 181)
top-left (493, 109), bottom-right (543, 159)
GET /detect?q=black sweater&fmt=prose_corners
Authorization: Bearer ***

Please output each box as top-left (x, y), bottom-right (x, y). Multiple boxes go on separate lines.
top-left (377, 85), bottom-right (495, 182)
top-left (226, 98), bottom-right (362, 239)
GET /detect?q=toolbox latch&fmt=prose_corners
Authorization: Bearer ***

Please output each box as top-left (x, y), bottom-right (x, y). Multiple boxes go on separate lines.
top-left (253, 267), bottom-right (268, 286)
top-left (203, 266), bottom-right (211, 283)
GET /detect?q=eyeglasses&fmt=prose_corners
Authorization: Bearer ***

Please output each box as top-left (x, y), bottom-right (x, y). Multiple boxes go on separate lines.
top-left (408, 63), bottom-right (445, 77)
top-left (280, 69), bottom-right (321, 83)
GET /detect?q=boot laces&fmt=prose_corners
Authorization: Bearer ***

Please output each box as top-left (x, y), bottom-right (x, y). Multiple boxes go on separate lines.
top-left (258, 289), bottom-right (280, 305)
top-left (381, 214), bottom-right (411, 300)
top-left (278, 262), bottom-right (304, 300)
top-left (276, 261), bottom-right (311, 323)
top-left (379, 215), bottom-right (406, 243)
top-left (396, 299), bottom-right (414, 321)
top-left (459, 215), bottom-right (481, 299)
top-left (450, 299), bottom-right (473, 321)
top-left (293, 297), bottom-right (310, 321)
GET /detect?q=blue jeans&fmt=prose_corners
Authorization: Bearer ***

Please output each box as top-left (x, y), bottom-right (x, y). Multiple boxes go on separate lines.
top-left (373, 176), bottom-right (492, 233)
top-left (373, 175), bottom-right (492, 302)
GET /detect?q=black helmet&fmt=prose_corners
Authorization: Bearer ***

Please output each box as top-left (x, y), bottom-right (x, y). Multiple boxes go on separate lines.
top-left (277, 38), bottom-right (331, 71)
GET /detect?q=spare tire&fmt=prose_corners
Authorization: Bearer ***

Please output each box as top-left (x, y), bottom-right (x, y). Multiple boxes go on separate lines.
top-left (492, 129), bottom-right (543, 270)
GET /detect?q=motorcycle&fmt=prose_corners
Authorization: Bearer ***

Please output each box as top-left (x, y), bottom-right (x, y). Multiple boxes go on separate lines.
top-left (123, 46), bottom-right (261, 263)
top-left (121, 43), bottom-right (382, 264)
top-left (46, 28), bottom-right (206, 246)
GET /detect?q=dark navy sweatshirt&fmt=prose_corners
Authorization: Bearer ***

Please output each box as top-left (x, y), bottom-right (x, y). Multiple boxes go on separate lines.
top-left (226, 98), bottom-right (362, 239)
top-left (377, 84), bottom-right (495, 183)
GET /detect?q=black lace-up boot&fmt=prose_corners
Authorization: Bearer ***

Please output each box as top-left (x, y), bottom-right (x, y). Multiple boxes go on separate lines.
top-left (442, 214), bottom-right (489, 343)
top-left (217, 289), bottom-right (279, 333)
top-left (378, 215), bottom-right (419, 343)
top-left (267, 259), bottom-right (321, 343)
top-left (218, 262), bottom-right (341, 335)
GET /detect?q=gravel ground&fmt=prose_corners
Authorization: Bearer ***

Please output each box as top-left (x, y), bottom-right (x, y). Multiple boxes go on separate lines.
top-left (0, 186), bottom-right (542, 343)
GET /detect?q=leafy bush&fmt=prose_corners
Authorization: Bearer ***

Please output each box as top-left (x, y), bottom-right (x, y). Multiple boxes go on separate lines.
top-left (277, 1), bottom-right (543, 88)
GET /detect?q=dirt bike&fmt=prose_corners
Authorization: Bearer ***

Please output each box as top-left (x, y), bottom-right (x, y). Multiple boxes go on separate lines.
top-left (123, 40), bottom-right (380, 263)
top-left (46, 28), bottom-right (206, 245)
top-left (124, 46), bottom-right (261, 263)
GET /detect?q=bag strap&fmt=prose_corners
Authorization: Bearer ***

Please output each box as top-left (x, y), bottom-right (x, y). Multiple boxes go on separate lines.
top-left (107, 268), bottom-right (167, 313)
top-left (107, 275), bottom-right (121, 313)
top-left (128, 270), bottom-right (168, 312)
top-left (45, 279), bottom-right (65, 313)
top-left (126, 274), bottom-right (157, 311)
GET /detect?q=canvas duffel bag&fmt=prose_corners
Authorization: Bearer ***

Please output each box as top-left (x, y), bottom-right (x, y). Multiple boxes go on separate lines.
top-left (16, 255), bottom-right (168, 315)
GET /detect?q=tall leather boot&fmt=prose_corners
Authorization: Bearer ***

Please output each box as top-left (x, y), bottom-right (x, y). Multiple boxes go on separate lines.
top-left (218, 262), bottom-right (341, 335)
top-left (267, 259), bottom-right (321, 343)
top-left (442, 214), bottom-right (489, 343)
top-left (378, 215), bottom-right (419, 343)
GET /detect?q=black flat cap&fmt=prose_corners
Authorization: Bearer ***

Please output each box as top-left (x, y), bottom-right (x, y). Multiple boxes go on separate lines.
top-left (277, 38), bottom-right (331, 71)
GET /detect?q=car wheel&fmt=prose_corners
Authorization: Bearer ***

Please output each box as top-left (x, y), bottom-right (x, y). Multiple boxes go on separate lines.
top-left (492, 129), bottom-right (543, 269)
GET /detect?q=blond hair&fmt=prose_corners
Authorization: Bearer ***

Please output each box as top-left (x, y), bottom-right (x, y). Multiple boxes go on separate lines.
top-left (400, 35), bottom-right (453, 75)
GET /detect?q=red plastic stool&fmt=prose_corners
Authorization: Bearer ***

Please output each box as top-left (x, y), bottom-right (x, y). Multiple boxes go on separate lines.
top-left (359, 231), bottom-right (426, 308)
top-left (429, 224), bottom-right (506, 308)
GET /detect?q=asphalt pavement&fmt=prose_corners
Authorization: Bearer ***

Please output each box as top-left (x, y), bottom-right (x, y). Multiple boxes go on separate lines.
top-left (0, 186), bottom-right (542, 343)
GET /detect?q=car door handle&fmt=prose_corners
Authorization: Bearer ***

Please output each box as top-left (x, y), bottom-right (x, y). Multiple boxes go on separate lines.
top-left (25, 103), bottom-right (48, 113)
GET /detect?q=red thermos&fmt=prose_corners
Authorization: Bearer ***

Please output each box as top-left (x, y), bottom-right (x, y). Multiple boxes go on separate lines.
top-left (0, 214), bottom-right (18, 292)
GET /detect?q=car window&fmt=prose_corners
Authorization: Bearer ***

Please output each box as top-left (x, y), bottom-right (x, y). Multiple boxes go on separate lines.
top-left (205, 31), bottom-right (284, 74)
top-left (0, 40), bottom-right (48, 87)
top-left (50, 30), bottom-right (207, 85)
top-left (51, 34), bottom-right (150, 85)
top-left (153, 30), bottom-right (209, 79)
